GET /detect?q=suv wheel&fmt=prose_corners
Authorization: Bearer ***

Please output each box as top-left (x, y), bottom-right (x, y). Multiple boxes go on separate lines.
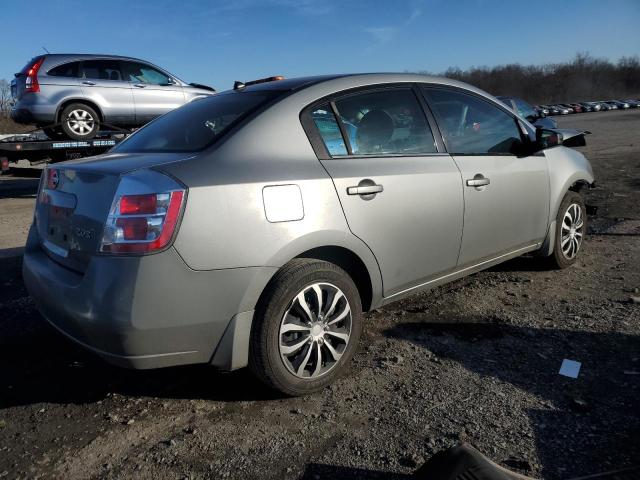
top-left (60, 103), bottom-right (100, 140)
top-left (546, 191), bottom-right (587, 269)
top-left (249, 259), bottom-right (362, 396)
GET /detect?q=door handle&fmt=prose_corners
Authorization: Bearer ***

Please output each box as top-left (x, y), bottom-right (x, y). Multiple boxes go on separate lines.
top-left (133, 83), bottom-right (147, 88)
top-left (466, 175), bottom-right (490, 187)
top-left (347, 184), bottom-right (383, 195)
top-left (81, 81), bottom-right (95, 86)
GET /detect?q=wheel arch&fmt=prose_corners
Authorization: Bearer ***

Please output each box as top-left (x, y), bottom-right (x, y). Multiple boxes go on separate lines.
top-left (210, 242), bottom-right (381, 371)
top-left (293, 245), bottom-right (374, 312)
top-left (55, 98), bottom-right (104, 124)
top-left (538, 173), bottom-right (594, 257)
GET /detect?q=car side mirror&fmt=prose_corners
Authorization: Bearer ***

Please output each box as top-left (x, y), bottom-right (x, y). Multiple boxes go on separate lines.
top-left (536, 128), bottom-right (562, 150)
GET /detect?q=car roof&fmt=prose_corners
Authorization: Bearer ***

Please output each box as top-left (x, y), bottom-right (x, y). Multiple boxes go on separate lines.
top-left (233, 72), bottom-right (496, 100)
top-left (41, 53), bottom-right (151, 63)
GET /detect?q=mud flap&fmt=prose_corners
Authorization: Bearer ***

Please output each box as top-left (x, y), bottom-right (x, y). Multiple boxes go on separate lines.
top-left (535, 221), bottom-right (555, 257)
top-left (209, 310), bottom-right (255, 371)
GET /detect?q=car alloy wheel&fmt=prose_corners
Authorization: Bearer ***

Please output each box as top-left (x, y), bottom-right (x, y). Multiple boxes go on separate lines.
top-left (279, 282), bottom-right (352, 379)
top-left (560, 203), bottom-right (584, 260)
top-left (66, 109), bottom-right (96, 137)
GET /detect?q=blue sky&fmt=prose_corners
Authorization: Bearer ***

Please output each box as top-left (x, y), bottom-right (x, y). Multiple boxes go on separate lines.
top-left (1, 0), bottom-right (639, 91)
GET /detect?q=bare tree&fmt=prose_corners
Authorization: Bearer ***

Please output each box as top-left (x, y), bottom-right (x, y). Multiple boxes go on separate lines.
top-left (419, 53), bottom-right (640, 104)
top-left (0, 79), bottom-right (12, 119)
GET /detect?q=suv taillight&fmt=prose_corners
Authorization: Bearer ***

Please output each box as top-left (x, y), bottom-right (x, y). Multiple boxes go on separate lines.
top-left (24, 57), bottom-right (44, 94)
top-left (100, 171), bottom-right (186, 254)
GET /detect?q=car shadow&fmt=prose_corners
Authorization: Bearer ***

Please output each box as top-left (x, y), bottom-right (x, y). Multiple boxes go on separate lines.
top-left (301, 464), bottom-right (412, 479)
top-left (383, 316), bottom-right (640, 479)
top-left (487, 254), bottom-right (552, 272)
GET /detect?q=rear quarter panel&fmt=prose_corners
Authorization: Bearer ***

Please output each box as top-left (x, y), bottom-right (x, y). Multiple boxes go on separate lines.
top-left (161, 96), bottom-right (383, 304)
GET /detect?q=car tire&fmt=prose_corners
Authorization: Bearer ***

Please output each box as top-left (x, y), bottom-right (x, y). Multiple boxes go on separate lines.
top-left (249, 259), bottom-right (363, 396)
top-left (60, 103), bottom-right (100, 140)
top-left (546, 191), bottom-right (587, 269)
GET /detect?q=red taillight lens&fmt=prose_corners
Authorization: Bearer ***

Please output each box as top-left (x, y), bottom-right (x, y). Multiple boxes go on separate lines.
top-left (116, 217), bottom-right (149, 240)
top-left (100, 190), bottom-right (185, 254)
top-left (24, 57), bottom-right (44, 94)
top-left (119, 194), bottom-right (157, 215)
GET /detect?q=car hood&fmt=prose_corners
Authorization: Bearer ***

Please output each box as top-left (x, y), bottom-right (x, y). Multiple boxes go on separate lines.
top-left (552, 128), bottom-right (591, 148)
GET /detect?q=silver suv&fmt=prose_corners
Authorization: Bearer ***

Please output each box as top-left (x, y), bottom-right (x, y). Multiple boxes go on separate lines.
top-left (10, 54), bottom-right (215, 140)
top-left (23, 74), bottom-right (594, 396)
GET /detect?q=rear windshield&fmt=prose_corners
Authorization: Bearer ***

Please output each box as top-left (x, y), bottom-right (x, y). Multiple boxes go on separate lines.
top-left (113, 91), bottom-right (279, 153)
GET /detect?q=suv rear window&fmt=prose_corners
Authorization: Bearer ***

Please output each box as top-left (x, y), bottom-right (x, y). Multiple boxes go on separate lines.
top-left (113, 91), bottom-right (279, 153)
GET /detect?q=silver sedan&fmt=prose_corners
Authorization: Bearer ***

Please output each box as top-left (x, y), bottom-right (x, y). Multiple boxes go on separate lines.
top-left (23, 73), bottom-right (594, 395)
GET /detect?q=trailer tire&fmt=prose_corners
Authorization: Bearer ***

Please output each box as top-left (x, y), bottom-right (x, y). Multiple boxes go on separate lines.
top-left (60, 104), bottom-right (100, 140)
top-left (42, 127), bottom-right (64, 140)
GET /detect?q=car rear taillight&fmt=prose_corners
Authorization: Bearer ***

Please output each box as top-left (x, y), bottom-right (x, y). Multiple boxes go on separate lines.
top-left (24, 57), bottom-right (44, 94)
top-left (100, 171), bottom-right (186, 254)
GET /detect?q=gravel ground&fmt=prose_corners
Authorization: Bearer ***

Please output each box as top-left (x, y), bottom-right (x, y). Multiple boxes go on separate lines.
top-left (0, 109), bottom-right (638, 479)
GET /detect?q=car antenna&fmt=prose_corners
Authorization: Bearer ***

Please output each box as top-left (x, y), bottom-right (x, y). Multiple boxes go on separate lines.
top-left (42, 46), bottom-right (51, 54)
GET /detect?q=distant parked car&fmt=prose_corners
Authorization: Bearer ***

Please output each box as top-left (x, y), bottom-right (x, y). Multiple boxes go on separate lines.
top-left (580, 102), bottom-right (600, 112)
top-left (611, 100), bottom-right (630, 109)
top-left (544, 105), bottom-right (561, 115)
top-left (577, 103), bottom-right (592, 112)
top-left (624, 99), bottom-right (640, 108)
top-left (497, 96), bottom-right (557, 128)
top-left (536, 106), bottom-right (550, 115)
top-left (555, 105), bottom-right (571, 115)
top-left (603, 102), bottom-right (619, 110)
top-left (11, 54), bottom-right (216, 140)
top-left (566, 103), bottom-right (583, 113)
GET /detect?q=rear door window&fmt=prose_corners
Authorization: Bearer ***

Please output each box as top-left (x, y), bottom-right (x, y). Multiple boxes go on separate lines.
top-left (48, 61), bottom-right (81, 78)
top-left (423, 87), bottom-right (524, 155)
top-left (333, 88), bottom-right (437, 156)
top-left (310, 105), bottom-right (348, 156)
top-left (81, 60), bottom-right (124, 81)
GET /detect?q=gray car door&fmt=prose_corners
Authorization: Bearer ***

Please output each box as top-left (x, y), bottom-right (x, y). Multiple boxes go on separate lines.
top-left (79, 59), bottom-right (134, 126)
top-left (121, 61), bottom-right (186, 125)
top-left (422, 87), bottom-right (550, 266)
top-left (311, 87), bottom-right (464, 298)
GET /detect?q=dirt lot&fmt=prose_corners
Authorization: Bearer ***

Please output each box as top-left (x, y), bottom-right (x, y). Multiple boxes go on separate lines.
top-left (0, 110), bottom-right (639, 479)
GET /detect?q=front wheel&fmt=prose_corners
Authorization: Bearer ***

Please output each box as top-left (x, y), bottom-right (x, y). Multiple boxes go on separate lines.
top-left (60, 103), bottom-right (100, 140)
top-left (546, 191), bottom-right (587, 269)
top-left (249, 259), bottom-right (363, 396)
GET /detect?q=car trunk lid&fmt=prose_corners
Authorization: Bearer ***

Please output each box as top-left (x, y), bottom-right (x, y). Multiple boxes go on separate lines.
top-left (35, 152), bottom-right (193, 272)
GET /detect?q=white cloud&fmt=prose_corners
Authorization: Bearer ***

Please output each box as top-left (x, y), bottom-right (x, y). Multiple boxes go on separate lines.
top-left (364, 3), bottom-right (424, 45)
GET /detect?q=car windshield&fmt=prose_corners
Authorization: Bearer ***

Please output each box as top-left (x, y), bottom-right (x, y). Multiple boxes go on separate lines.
top-left (113, 91), bottom-right (280, 153)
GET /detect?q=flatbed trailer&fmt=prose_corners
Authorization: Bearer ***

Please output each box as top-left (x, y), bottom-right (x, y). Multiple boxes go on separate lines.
top-left (0, 129), bottom-right (129, 173)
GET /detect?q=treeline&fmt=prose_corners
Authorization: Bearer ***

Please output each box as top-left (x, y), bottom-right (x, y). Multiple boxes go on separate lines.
top-left (425, 53), bottom-right (640, 105)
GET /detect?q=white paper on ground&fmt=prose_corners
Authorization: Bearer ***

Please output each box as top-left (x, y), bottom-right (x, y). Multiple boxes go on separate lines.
top-left (559, 359), bottom-right (581, 378)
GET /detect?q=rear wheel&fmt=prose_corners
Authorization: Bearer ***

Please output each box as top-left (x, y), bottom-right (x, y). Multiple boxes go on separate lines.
top-left (60, 103), bottom-right (100, 140)
top-left (249, 259), bottom-right (362, 396)
top-left (546, 191), bottom-right (587, 269)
